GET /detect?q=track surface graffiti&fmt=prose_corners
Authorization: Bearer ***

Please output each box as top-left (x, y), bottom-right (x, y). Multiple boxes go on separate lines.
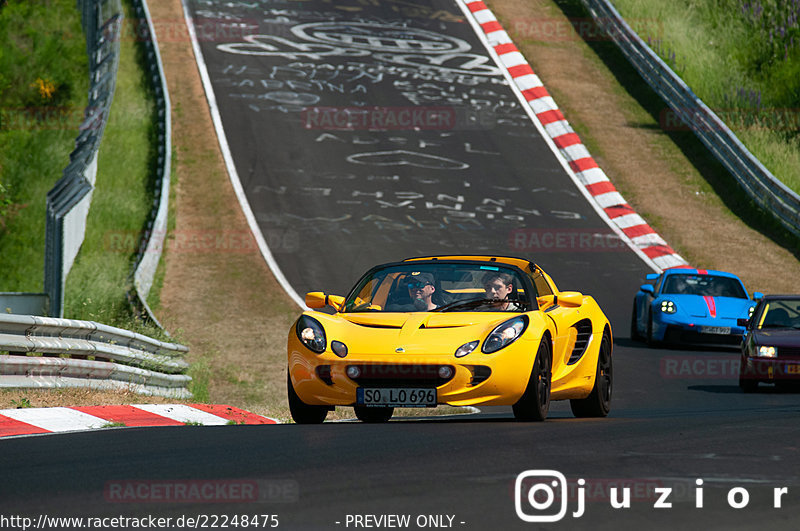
top-left (186, 0), bottom-right (629, 293)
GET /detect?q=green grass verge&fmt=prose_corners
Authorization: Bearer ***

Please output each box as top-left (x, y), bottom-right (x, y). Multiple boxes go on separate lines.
top-left (63, 0), bottom-right (153, 322)
top-left (517, 0), bottom-right (800, 257)
top-left (61, 0), bottom-right (166, 339)
top-left (1, 0), bottom-right (168, 340)
top-left (612, 0), bottom-right (800, 193)
top-left (0, 0), bottom-right (88, 291)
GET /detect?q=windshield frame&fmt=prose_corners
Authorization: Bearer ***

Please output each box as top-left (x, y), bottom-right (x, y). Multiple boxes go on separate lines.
top-left (341, 259), bottom-right (540, 313)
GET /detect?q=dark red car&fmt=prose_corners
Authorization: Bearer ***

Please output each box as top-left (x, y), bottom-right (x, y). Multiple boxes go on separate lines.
top-left (739, 295), bottom-right (800, 392)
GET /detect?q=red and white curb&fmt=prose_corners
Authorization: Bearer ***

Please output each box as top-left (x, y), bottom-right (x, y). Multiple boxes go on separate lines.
top-left (458, 0), bottom-right (688, 272)
top-left (0, 404), bottom-right (278, 438)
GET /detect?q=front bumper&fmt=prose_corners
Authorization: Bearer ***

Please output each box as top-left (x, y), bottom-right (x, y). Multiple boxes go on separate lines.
top-left (653, 314), bottom-right (744, 346)
top-left (288, 339), bottom-right (538, 408)
top-left (740, 356), bottom-right (800, 383)
top-left (663, 325), bottom-right (743, 346)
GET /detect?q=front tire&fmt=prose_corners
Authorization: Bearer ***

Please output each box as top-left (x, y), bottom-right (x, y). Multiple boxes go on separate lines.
top-left (287, 373), bottom-right (329, 424)
top-left (513, 338), bottom-right (552, 421)
top-left (354, 406), bottom-right (394, 423)
top-left (645, 310), bottom-right (659, 347)
top-left (630, 301), bottom-right (641, 341)
top-left (738, 374), bottom-right (758, 393)
top-left (571, 331), bottom-right (613, 417)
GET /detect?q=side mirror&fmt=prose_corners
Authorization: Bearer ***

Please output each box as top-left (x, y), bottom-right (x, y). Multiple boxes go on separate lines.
top-left (305, 292), bottom-right (345, 311)
top-left (737, 318), bottom-right (750, 328)
top-left (640, 284), bottom-right (655, 295)
top-left (305, 292), bottom-right (326, 308)
top-left (558, 291), bottom-right (584, 307)
top-left (752, 292), bottom-right (763, 301)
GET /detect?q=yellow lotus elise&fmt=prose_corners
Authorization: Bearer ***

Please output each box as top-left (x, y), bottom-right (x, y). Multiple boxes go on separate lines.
top-left (287, 255), bottom-right (612, 423)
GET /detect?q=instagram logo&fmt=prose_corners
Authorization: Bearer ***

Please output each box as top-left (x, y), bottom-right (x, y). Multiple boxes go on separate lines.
top-left (515, 470), bottom-right (581, 522)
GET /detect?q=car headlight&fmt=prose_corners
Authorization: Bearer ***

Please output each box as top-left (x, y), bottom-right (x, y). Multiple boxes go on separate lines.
top-left (660, 300), bottom-right (677, 314)
top-left (748, 306), bottom-right (756, 318)
top-left (757, 346), bottom-right (776, 358)
top-left (296, 315), bottom-right (326, 354)
top-left (482, 316), bottom-right (528, 354)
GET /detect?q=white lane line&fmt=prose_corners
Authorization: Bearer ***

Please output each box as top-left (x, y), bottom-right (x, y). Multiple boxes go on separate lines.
top-left (180, 0), bottom-right (306, 309)
top-left (456, 0), bottom-right (680, 273)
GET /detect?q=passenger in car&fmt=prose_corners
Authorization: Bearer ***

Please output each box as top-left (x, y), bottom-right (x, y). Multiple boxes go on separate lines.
top-left (482, 272), bottom-right (525, 311)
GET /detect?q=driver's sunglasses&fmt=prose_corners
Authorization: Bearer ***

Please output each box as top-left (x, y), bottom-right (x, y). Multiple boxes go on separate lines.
top-left (407, 281), bottom-right (431, 289)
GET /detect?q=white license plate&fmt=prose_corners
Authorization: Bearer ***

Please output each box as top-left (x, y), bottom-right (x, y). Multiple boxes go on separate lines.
top-left (357, 388), bottom-right (436, 407)
top-left (701, 326), bottom-right (731, 335)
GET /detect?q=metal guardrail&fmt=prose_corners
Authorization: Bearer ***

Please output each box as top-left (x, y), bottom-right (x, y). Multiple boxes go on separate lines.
top-left (582, 0), bottom-right (800, 239)
top-left (45, 0), bottom-right (123, 317)
top-left (0, 314), bottom-right (190, 398)
top-left (129, 0), bottom-right (173, 328)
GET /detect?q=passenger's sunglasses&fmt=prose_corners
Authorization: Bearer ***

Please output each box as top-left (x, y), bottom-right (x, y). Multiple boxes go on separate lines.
top-left (407, 281), bottom-right (431, 289)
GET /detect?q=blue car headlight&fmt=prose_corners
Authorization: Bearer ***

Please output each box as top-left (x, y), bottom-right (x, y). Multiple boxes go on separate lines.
top-left (748, 305), bottom-right (756, 318)
top-left (296, 315), bottom-right (326, 354)
top-left (482, 316), bottom-right (528, 354)
top-left (660, 300), bottom-right (677, 314)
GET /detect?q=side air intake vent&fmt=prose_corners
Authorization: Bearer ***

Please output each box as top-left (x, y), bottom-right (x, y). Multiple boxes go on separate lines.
top-left (568, 319), bottom-right (593, 365)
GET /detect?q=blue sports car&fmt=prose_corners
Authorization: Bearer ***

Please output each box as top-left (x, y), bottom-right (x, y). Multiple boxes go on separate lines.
top-left (631, 269), bottom-right (762, 346)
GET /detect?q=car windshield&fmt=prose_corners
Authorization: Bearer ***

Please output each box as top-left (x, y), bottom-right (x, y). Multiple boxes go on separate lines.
top-left (758, 300), bottom-right (800, 329)
top-left (661, 274), bottom-right (747, 299)
top-left (342, 262), bottom-right (534, 313)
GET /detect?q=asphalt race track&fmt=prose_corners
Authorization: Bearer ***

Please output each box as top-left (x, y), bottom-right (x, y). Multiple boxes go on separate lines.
top-left (2, 1), bottom-right (799, 529)
top-left (186, 0), bottom-right (651, 298)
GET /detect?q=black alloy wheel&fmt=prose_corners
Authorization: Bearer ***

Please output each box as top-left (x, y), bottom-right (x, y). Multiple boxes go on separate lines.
top-left (512, 338), bottom-right (552, 421)
top-left (571, 331), bottom-right (613, 417)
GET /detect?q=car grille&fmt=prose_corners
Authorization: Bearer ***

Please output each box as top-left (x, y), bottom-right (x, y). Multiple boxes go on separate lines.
top-left (347, 364), bottom-right (454, 388)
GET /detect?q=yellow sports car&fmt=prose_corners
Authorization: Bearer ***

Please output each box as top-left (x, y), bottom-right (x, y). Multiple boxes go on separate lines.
top-left (287, 255), bottom-right (613, 423)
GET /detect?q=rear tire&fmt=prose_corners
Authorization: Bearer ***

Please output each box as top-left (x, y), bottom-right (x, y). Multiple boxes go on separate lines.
top-left (570, 331), bottom-right (613, 418)
top-left (287, 373), bottom-right (328, 424)
top-left (354, 406), bottom-right (394, 423)
top-left (513, 339), bottom-right (551, 421)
